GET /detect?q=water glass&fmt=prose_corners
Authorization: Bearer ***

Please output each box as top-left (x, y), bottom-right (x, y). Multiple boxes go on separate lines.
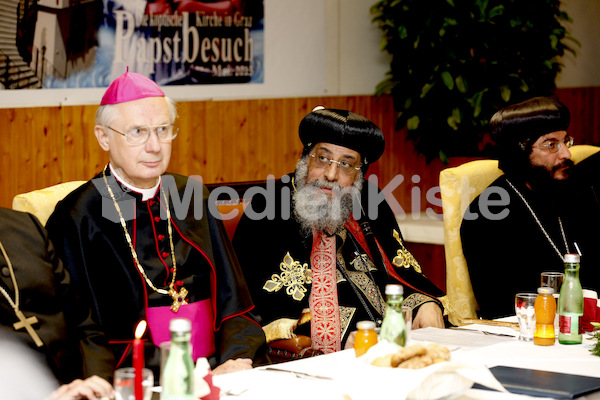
top-left (402, 305), bottom-right (412, 341)
top-left (515, 293), bottom-right (537, 341)
top-left (159, 341), bottom-right (171, 386)
top-left (541, 272), bottom-right (564, 298)
top-left (113, 367), bottom-right (154, 400)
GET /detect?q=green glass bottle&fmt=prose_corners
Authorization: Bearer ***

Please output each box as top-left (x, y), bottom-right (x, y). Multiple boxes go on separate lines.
top-left (558, 253), bottom-right (583, 344)
top-left (161, 318), bottom-right (195, 399)
top-left (379, 284), bottom-right (407, 348)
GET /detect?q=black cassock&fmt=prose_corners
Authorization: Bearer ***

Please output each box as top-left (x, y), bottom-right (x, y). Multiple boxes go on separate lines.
top-left (46, 168), bottom-right (265, 378)
top-left (233, 173), bottom-right (446, 348)
top-left (0, 207), bottom-right (114, 384)
top-left (461, 175), bottom-right (575, 319)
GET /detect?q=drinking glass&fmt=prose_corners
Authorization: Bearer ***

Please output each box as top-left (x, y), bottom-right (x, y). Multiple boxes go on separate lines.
top-left (159, 341), bottom-right (171, 386)
top-left (114, 367), bottom-right (153, 400)
top-left (515, 293), bottom-right (537, 341)
top-left (402, 305), bottom-right (412, 342)
top-left (541, 271), bottom-right (564, 331)
top-left (541, 272), bottom-right (564, 298)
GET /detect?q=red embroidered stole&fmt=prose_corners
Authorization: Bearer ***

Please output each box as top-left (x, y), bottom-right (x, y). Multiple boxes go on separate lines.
top-left (308, 219), bottom-right (429, 353)
top-left (308, 231), bottom-right (341, 354)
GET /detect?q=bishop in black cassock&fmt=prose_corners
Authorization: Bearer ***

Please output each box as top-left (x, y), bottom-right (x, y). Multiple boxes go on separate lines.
top-left (46, 70), bottom-right (265, 379)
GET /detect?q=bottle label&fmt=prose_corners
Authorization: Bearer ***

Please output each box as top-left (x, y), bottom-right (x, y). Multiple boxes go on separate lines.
top-left (559, 313), bottom-right (583, 334)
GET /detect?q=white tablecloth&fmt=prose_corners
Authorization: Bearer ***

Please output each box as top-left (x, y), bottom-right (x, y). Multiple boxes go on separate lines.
top-left (211, 326), bottom-right (600, 400)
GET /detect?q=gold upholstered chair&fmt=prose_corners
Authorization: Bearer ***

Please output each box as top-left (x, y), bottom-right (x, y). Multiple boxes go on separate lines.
top-left (12, 181), bottom-right (87, 225)
top-left (440, 144), bottom-right (600, 326)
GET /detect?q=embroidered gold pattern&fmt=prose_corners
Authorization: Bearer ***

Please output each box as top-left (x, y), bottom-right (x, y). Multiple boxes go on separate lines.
top-left (403, 293), bottom-right (432, 310)
top-left (263, 252), bottom-right (312, 301)
top-left (346, 271), bottom-right (386, 315)
top-left (391, 230), bottom-right (422, 274)
top-left (350, 253), bottom-right (375, 272)
top-left (403, 293), bottom-right (448, 316)
top-left (339, 306), bottom-right (355, 341)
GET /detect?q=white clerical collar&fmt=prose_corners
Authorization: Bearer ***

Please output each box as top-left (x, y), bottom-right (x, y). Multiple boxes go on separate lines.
top-left (109, 164), bottom-right (161, 201)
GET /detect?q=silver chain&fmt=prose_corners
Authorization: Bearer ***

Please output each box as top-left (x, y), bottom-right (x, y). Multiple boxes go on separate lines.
top-left (506, 179), bottom-right (569, 260)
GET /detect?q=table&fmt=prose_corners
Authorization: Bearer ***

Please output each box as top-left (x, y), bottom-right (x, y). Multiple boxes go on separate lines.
top-left (210, 323), bottom-right (600, 400)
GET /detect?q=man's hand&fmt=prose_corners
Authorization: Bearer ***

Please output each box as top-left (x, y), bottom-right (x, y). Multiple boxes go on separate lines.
top-left (412, 302), bottom-right (445, 329)
top-left (212, 358), bottom-right (253, 375)
top-left (343, 330), bottom-right (357, 350)
top-left (47, 376), bottom-right (113, 400)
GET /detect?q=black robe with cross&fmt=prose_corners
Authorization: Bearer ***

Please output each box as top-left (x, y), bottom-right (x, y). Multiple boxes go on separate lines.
top-left (232, 173), bottom-right (445, 348)
top-left (0, 207), bottom-right (114, 384)
top-left (46, 169), bottom-right (266, 379)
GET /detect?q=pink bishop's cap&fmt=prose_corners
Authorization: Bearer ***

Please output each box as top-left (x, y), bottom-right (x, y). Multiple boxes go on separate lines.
top-left (101, 69), bottom-right (164, 105)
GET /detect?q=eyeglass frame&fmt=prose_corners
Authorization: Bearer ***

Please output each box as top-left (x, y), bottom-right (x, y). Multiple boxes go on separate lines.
top-left (106, 124), bottom-right (179, 145)
top-left (308, 153), bottom-right (361, 174)
top-left (531, 135), bottom-right (574, 153)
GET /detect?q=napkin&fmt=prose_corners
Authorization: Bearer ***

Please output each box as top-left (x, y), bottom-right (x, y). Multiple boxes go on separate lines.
top-left (583, 289), bottom-right (600, 332)
top-left (357, 341), bottom-right (507, 400)
top-left (194, 357), bottom-right (220, 400)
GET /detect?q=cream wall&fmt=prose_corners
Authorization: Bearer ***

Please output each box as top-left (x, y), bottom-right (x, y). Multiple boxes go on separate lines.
top-left (1, 0), bottom-right (597, 108)
top-left (556, 0), bottom-right (600, 87)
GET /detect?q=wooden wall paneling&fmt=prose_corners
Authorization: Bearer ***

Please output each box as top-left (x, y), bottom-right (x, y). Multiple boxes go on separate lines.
top-left (36, 107), bottom-right (64, 188)
top-left (190, 100), bottom-right (212, 181)
top-left (557, 87), bottom-right (586, 144)
top-left (589, 87), bottom-right (600, 145)
top-left (557, 87), bottom-right (600, 145)
top-left (62, 105), bottom-right (108, 182)
top-left (1, 88), bottom-right (597, 213)
top-left (230, 99), bottom-right (252, 182)
top-left (173, 99), bottom-right (217, 181)
top-left (247, 99), bottom-right (268, 180)
top-left (203, 100), bottom-right (224, 183)
top-left (1, 106), bottom-right (63, 208)
top-left (170, 100), bottom-right (195, 178)
top-left (2, 108), bottom-right (22, 208)
top-left (0, 109), bottom-right (14, 207)
top-left (592, 87), bottom-right (600, 144)
top-left (272, 97), bottom-right (303, 178)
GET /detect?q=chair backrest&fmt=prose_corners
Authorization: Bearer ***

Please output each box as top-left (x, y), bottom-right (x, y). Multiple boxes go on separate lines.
top-left (216, 201), bottom-right (248, 240)
top-left (440, 144), bottom-right (600, 325)
top-left (12, 181), bottom-right (87, 225)
top-left (12, 179), bottom-right (260, 238)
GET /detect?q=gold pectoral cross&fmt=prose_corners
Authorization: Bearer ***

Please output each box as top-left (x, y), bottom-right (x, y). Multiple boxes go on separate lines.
top-left (168, 286), bottom-right (189, 312)
top-left (13, 310), bottom-right (44, 347)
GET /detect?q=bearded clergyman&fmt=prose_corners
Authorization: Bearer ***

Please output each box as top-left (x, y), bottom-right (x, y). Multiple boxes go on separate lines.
top-left (232, 107), bottom-right (447, 354)
top-left (460, 97), bottom-right (595, 320)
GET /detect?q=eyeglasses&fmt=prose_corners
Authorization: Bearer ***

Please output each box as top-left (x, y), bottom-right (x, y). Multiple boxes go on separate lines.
top-left (309, 153), bottom-right (360, 175)
top-left (532, 136), bottom-right (574, 153)
top-left (107, 124), bottom-right (179, 145)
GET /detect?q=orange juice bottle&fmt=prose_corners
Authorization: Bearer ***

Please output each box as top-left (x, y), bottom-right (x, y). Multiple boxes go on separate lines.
top-left (534, 286), bottom-right (556, 346)
top-left (354, 320), bottom-right (378, 357)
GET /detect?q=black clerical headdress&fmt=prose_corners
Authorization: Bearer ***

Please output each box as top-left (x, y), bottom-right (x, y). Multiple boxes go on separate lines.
top-left (490, 97), bottom-right (570, 175)
top-left (299, 107), bottom-right (385, 172)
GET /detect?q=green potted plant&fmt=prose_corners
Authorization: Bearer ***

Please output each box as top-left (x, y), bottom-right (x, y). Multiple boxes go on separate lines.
top-left (370, 0), bottom-right (579, 162)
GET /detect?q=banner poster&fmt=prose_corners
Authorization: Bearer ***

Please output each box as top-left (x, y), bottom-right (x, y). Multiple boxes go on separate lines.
top-left (12, 0), bottom-right (264, 88)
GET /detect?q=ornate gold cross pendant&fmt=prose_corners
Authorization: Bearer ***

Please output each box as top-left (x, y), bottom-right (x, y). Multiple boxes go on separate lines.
top-left (168, 286), bottom-right (189, 312)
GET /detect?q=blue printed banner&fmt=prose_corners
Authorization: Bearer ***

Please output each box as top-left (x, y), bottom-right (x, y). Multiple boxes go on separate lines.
top-left (10, 0), bottom-right (264, 88)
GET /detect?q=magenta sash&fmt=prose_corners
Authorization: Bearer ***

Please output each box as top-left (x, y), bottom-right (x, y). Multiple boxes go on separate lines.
top-left (146, 299), bottom-right (216, 361)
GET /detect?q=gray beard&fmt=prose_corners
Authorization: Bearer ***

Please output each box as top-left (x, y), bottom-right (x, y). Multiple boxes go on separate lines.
top-left (293, 157), bottom-right (363, 236)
